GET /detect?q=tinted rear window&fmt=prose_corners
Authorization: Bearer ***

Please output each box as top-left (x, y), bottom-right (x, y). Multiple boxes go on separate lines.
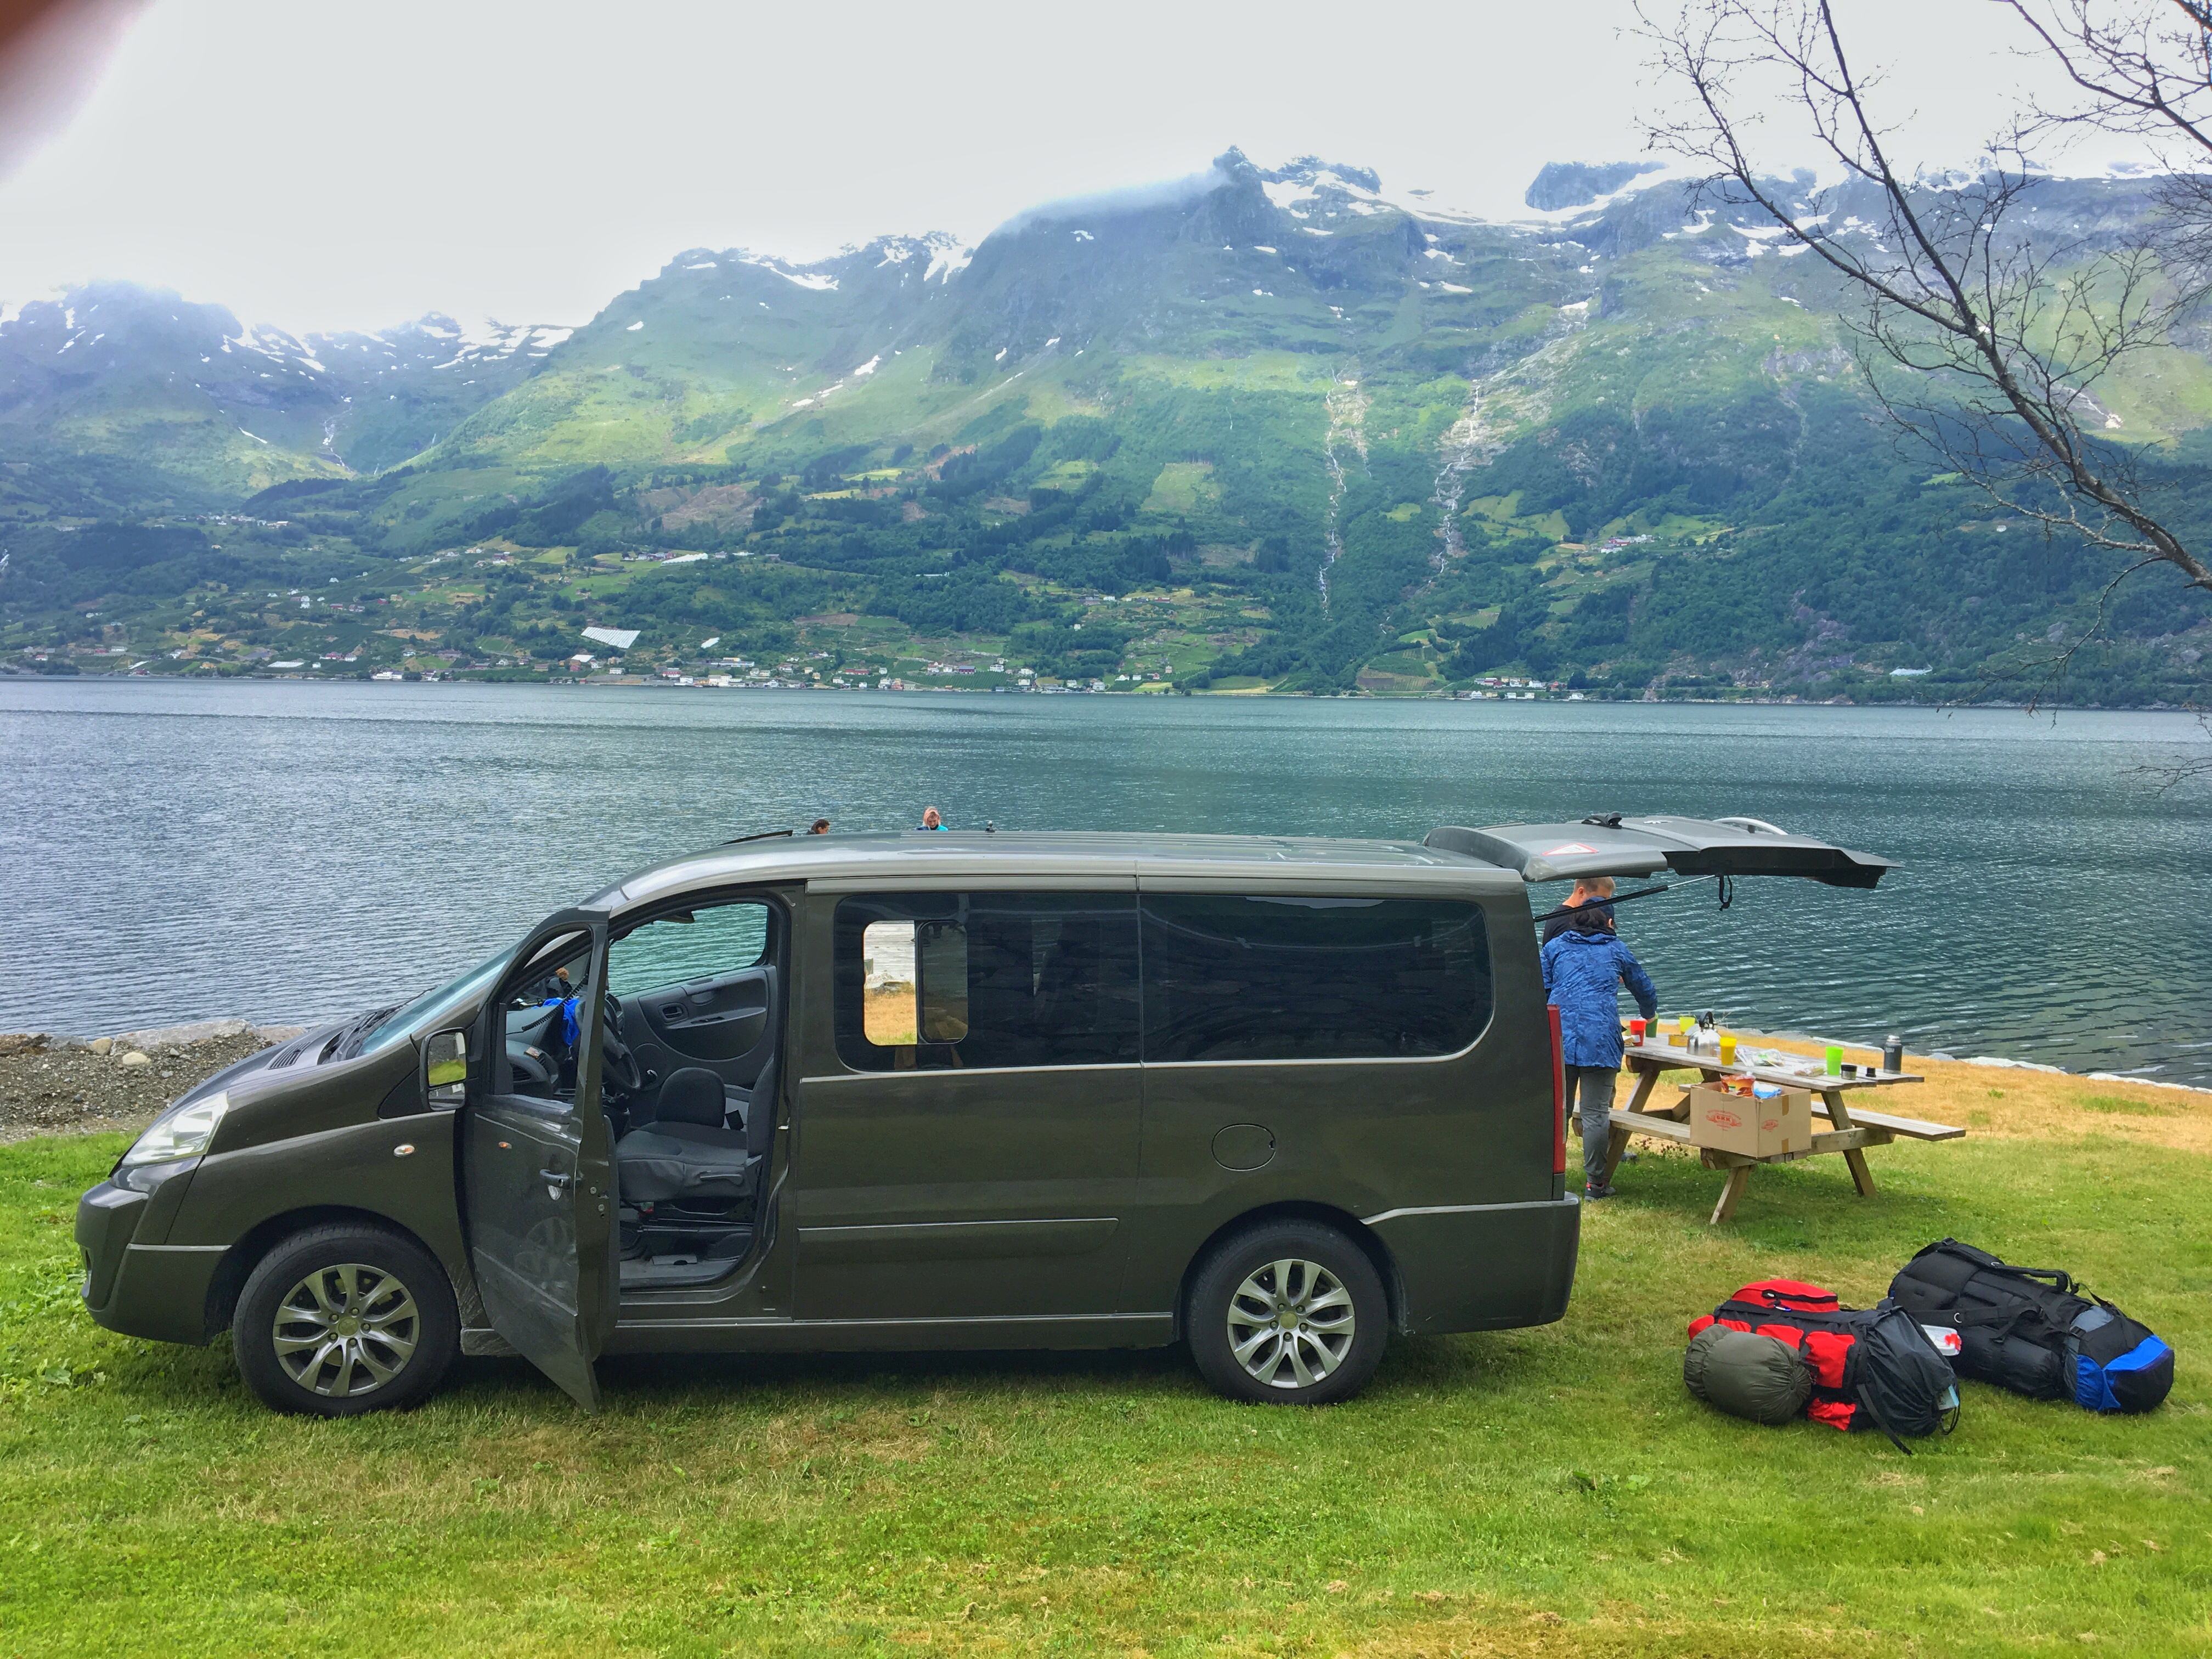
top-left (834, 892), bottom-right (1141, 1071)
top-left (1140, 894), bottom-right (1492, 1063)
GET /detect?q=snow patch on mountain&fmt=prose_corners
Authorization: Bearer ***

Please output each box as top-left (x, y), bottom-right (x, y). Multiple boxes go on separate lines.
top-left (925, 241), bottom-right (973, 283)
top-left (732, 253), bottom-right (840, 292)
top-left (1255, 156), bottom-right (1486, 228)
top-left (1510, 156), bottom-right (1707, 227)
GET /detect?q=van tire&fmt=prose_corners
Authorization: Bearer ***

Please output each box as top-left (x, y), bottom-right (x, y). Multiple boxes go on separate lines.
top-left (1186, 1221), bottom-right (1387, 1405)
top-left (232, 1224), bottom-right (459, 1417)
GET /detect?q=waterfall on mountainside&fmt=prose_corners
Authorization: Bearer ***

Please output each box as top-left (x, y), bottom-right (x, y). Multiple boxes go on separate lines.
top-left (1430, 397), bottom-right (1487, 571)
top-left (1407, 387), bottom-right (1495, 609)
top-left (1318, 369), bottom-right (1368, 612)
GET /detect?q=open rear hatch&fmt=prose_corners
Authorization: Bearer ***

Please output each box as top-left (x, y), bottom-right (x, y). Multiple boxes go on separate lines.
top-left (1425, 815), bottom-right (1896, 889)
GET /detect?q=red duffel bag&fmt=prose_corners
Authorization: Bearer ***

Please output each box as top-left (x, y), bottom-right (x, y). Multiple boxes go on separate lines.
top-left (1690, 1279), bottom-right (1959, 1450)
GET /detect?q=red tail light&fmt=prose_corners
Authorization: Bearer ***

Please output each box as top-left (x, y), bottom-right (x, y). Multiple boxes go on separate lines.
top-left (1548, 1002), bottom-right (1567, 1176)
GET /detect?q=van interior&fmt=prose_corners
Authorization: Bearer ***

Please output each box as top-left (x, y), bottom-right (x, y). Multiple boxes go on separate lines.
top-left (501, 897), bottom-right (780, 1290)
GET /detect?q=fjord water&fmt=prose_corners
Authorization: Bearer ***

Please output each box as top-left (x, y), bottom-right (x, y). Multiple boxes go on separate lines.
top-left (2, 680), bottom-right (2205, 1085)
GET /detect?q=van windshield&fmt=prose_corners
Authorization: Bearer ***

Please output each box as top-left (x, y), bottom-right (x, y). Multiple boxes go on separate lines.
top-left (357, 948), bottom-right (512, 1057)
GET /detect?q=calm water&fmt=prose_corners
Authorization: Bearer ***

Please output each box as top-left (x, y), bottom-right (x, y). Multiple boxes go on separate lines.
top-left (3, 680), bottom-right (2207, 1084)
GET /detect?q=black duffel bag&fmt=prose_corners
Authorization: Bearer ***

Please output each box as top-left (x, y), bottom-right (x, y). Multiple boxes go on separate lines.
top-left (1889, 1239), bottom-right (2172, 1414)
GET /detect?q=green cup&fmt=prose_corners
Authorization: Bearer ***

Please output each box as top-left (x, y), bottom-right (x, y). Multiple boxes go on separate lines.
top-left (1824, 1043), bottom-right (1843, 1076)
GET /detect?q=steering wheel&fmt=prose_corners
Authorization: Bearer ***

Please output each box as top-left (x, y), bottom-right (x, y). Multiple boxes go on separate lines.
top-left (600, 994), bottom-right (644, 1095)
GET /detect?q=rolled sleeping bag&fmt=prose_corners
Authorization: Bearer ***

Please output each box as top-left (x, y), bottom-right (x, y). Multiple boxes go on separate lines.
top-left (1684, 1324), bottom-right (1814, 1425)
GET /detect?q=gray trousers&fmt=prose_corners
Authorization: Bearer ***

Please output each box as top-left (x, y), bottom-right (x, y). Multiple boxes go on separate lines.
top-left (1566, 1064), bottom-right (1618, 1187)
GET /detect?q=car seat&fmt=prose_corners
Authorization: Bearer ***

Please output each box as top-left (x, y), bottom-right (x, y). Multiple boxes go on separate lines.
top-left (613, 1063), bottom-right (774, 1205)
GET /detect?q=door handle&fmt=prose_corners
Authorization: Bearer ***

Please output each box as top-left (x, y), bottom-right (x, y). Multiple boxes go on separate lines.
top-left (540, 1169), bottom-right (574, 1190)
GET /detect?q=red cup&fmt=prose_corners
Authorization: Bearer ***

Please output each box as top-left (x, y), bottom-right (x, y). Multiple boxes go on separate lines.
top-left (1629, 1018), bottom-right (1647, 1045)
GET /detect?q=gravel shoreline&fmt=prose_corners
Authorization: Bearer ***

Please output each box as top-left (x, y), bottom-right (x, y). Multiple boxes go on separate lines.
top-left (0, 1019), bottom-right (305, 1144)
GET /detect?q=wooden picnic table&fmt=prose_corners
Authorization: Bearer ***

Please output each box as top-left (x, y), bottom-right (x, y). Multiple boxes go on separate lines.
top-left (1599, 1041), bottom-right (1965, 1224)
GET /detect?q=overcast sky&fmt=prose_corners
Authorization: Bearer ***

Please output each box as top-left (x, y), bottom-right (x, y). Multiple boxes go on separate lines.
top-left (0, 0), bottom-right (2147, 335)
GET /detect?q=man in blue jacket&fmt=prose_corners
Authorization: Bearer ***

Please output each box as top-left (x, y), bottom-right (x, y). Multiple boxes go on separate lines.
top-left (1541, 906), bottom-right (1660, 1199)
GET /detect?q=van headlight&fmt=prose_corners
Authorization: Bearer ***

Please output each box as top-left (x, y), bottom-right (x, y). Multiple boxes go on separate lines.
top-left (120, 1092), bottom-right (230, 1168)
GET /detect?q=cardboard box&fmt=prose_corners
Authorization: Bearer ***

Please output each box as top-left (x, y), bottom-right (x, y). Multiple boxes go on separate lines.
top-left (1685, 1082), bottom-right (1813, 1158)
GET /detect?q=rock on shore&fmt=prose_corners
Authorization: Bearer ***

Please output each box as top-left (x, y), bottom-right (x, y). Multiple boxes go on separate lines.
top-left (0, 1020), bottom-right (305, 1143)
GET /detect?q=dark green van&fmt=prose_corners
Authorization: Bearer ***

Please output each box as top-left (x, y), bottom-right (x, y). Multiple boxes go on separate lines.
top-left (75, 820), bottom-right (1889, 1415)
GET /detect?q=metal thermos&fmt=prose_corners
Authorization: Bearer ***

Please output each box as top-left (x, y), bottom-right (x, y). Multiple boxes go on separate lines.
top-left (1882, 1035), bottom-right (1904, 1074)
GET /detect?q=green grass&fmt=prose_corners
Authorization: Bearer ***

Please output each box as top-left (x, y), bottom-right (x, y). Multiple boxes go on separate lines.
top-left (2080, 1094), bottom-right (2181, 1118)
top-left (1140, 462), bottom-right (1220, 516)
top-left (1, 1123), bottom-right (2205, 1657)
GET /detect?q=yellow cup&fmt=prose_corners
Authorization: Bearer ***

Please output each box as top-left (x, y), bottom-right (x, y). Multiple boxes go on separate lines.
top-left (1719, 1034), bottom-right (1737, 1065)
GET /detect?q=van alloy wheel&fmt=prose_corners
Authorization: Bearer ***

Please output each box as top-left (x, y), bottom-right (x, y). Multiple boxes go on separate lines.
top-left (270, 1262), bottom-right (421, 1398)
top-left (1226, 1256), bottom-right (1356, 1388)
top-left (1187, 1221), bottom-right (1386, 1404)
top-left (234, 1223), bottom-right (458, 1416)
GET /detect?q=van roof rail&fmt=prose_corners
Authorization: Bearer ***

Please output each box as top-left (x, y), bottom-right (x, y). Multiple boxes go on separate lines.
top-left (721, 828), bottom-right (797, 847)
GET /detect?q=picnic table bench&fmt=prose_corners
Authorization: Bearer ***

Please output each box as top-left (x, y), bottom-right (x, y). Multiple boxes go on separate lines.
top-left (1599, 1041), bottom-right (1965, 1224)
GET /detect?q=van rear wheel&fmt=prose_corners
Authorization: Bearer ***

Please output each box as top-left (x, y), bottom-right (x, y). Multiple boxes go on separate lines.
top-left (233, 1224), bottom-right (458, 1417)
top-left (1186, 1221), bottom-right (1387, 1405)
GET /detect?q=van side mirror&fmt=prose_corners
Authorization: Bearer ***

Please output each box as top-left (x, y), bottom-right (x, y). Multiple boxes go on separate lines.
top-left (424, 1029), bottom-right (469, 1105)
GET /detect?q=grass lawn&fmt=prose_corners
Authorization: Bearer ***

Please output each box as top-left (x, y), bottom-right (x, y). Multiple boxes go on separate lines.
top-left (0, 1057), bottom-right (2204, 1657)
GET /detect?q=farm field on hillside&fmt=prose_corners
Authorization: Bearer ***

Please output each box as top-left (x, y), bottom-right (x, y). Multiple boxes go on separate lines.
top-left (0, 1057), bottom-right (2204, 1657)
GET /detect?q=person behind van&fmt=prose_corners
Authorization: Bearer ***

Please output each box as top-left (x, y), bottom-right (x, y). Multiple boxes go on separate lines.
top-left (1541, 876), bottom-right (1617, 944)
top-left (917, 806), bottom-right (947, 830)
top-left (1541, 906), bottom-right (1658, 1200)
top-left (808, 818), bottom-right (832, 834)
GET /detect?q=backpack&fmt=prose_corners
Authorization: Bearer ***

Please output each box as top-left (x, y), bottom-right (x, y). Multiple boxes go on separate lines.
top-left (1888, 1239), bottom-right (2173, 1414)
top-left (1689, 1279), bottom-right (1959, 1452)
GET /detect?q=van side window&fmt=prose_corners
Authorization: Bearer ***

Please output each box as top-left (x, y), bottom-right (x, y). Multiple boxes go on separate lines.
top-left (835, 893), bottom-right (1141, 1071)
top-left (1140, 895), bottom-right (1492, 1063)
top-left (610, 901), bottom-right (769, 997)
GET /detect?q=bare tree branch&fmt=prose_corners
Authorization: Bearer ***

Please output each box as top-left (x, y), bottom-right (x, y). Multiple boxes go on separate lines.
top-left (1637, 0), bottom-right (2212, 720)
top-left (2130, 707), bottom-right (2212, 788)
top-left (2004, 1), bottom-right (2212, 159)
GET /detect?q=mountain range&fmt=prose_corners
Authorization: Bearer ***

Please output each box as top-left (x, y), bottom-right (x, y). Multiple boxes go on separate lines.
top-left (3, 148), bottom-right (2208, 703)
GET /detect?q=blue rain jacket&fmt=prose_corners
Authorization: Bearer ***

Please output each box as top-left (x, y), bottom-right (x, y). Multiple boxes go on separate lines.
top-left (1541, 928), bottom-right (1658, 1068)
top-left (541, 995), bottom-right (582, 1047)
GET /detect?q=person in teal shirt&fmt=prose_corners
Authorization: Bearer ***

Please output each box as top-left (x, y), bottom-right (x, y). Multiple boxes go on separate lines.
top-left (917, 806), bottom-right (947, 830)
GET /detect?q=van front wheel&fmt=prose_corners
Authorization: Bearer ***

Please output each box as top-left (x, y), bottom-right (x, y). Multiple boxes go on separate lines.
top-left (1186, 1221), bottom-right (1387, 1405)
top-left (233, 1224), bottom-right (459, 1416)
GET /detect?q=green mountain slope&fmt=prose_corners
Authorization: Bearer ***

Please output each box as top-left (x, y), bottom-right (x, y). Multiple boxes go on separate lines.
top-left (4, 151), bottom-right (2208, 704)
top-left (0, 286), bottom-right (565, 514)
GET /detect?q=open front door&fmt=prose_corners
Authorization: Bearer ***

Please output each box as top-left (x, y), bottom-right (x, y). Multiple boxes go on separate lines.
top-left (463, 910), bottom-right (618, 1410)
